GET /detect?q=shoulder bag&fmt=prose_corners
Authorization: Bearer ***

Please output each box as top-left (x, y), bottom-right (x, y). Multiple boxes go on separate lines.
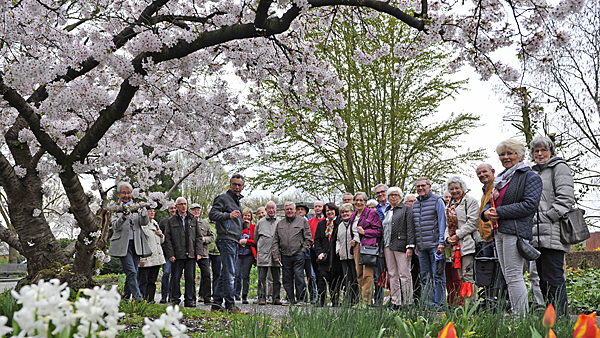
top-left (358, 209), bottom-right (379, 266)
top-left (550, 167), bottom-right (590, 245)
top-left (513, 172), bottom-right (540, 261)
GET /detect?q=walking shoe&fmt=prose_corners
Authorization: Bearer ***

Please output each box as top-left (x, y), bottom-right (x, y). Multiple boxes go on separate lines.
top-left (242, 297), bottom-right (249, 304)
top-left (258, 300), bottom-right (267, 305)
top-left (184, 302), bottom-right (196, 308)
top-left (235, 296), bottom-right (241, 301)
top-left (273, 300), bottom-right (283, 306)
top-left (159, 298), bottom-right (168, 304)
top-left (198, 296), bottom-right (204, 303)
top-left (228, 307), bottom-right (249, 314)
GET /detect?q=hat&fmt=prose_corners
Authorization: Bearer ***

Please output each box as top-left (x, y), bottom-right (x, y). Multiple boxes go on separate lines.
top-left (296, 204), bottom-right (309, 213)
top-left (189, 203), bottom-right (201, 210)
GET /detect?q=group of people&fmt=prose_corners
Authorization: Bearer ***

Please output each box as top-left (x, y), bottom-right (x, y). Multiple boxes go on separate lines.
top-left (109, 136), bottom-right (574, 317)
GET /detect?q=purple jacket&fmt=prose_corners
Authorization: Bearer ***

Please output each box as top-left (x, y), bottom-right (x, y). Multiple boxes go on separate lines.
top-left (349, 208), bottom-right (382, 247)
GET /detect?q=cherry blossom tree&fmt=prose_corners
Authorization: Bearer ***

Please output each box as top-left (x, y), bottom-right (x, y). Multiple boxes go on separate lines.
top-left (0, 0), bottom-right (586, 286)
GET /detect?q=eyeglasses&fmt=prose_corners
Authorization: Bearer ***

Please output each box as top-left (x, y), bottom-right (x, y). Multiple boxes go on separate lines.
top-left (375, 191), bottom-right (386, 195)
top-left (388, 194), bottom-right (400, 197)
top-left (231, 183), bottom-right (244, 187)
top-left (533, 148), bottom-right (548, 154)
top-left (499, 152), bottom-right (516, 157)
top-left (177, 203), bottom-right (187, 206)
top-left (416, 184), bottom-right (427, 188)
top-left (355, 199), bottom-right (365, 202)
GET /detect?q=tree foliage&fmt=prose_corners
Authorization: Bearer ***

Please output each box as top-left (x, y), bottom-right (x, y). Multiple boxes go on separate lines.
top-left (244, 12), bottom-right (485, 197)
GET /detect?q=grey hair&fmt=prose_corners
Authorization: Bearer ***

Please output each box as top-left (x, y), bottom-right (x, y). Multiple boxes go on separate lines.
top-left (175, 196), bottom-right (186, 204)
top-left (313, 200), bottom-right (324, 207)
top-left (477, 163), bottom-right (494, 171)
top-left (116, 181), bottom-right (133, 193)
top-left (340, 203), bottom-right (354, 213)
top-left (374, 183), bottom-right (388, 192)
top-left (496, 139), bottom-right (526, 160)
top-left (343, 192), bottom-right (353, 198)
top-left (284, 201), bottom-right (295, 208)
top-left (445, 175), bottom-right (468, 192)
top-left (354, 191), bottom-right (368, 201)
top-left (415, 177), bottom-right (432, 186)
top-left (265, 201), bottom-right (276, 208)
top-left (366, 199), bottom-right (377, 207)
top-left (404, 194), bottom-right (417, 202)
top-left (530, 136), bottom-right (556, 159)
top-left (230, 174), bottom-right (245, 185)
top-left (386, 187), bottom-right (403, 200)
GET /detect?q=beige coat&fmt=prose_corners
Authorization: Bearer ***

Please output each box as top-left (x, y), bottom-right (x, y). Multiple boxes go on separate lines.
top-left (140, 220), bottom-right (165, 267)
top-left (445, 194), bottom-right (481, 256)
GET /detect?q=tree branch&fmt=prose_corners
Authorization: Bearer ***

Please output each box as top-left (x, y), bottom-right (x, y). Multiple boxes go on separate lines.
top-left (0, 225), bottom-right (24, 254)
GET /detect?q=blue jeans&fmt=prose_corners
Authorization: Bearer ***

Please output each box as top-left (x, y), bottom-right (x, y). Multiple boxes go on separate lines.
top-left (281, 252), bottom-right (306, 303)
top-left (171, 258), bottom-right (196, 305)
top-left (213, 240), bottom-right (238, 310)
top-left (234, 254), bottom-right (255, 298)
top-left (120, 240), bottom-right (142, 300)
top-left (160, 259), bottom-right (172, 300)
top-left (418, 247), bottom-right (446, 307)
top-left (209, 254), bottom-right (221, 298)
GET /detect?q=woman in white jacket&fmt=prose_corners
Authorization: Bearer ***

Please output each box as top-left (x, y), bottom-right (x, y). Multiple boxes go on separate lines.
top-left (138, 209), bottom-right (166, 303)
top-left (444, 176), bottom-right (481, 305)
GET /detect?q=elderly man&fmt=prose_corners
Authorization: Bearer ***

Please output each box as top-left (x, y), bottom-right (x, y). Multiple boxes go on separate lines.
top-left (189, 203), bottom-right (214, 305)
top-left (163, 197), bottom-right (203, 307)
top-left (159, 202), bottom-right (177, 304)
top-left (255, 201), bottom-right (283, 305)
top-left (272, 202), bottom-right (312, 306)
top-left (209, 174), bottom-right (246, 314)
top-left (342, 193), bottom-right (354, 205)
top-left (412, 177), bottom-right (447, 308)
top-left (110, 182), bottom-right (149, 301)
top-left (404, 194), bottom-right (417, 207)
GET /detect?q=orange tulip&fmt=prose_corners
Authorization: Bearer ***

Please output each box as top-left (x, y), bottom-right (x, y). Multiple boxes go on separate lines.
top-left (546, 328), bottom-right (557, 338)
top-left (573, 313), bottom-right (599, 338)
top-left (542, 304), bottom-right (556, 328)
top-left (438, 321), bottom-right (457, 338)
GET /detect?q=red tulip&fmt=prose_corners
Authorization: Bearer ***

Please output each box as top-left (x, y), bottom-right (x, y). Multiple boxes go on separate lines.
top-left (573, 313), bottom-right (599, 338)
top-left (438, 321), bottom-right (457, 338)
top-left (542, 304), bottom-right (556, 328)
top-left (459, 282), bottom-right (473, 298)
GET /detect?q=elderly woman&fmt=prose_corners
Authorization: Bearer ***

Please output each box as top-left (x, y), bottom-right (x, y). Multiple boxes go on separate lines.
top-left (234, 207), bottom-right (256, 304)
top-left (382, 187), bottom-right (415, 309)
top-left (138, 209), bottom-right (165, 303)
top-left (336, 203), bottom-right (359, 305)
top-left (366, 199), bottom-right (378, 210)
top-left (444, 176), bottom-right (481, 306)
top-left (482, 139), bottom-right (542, 317)
top-left (314, 203), bottom-right (344, 306)
top-left (350, 192), bottom-right (383, 305)
top-left (530, 136), bottom-right (574, 316)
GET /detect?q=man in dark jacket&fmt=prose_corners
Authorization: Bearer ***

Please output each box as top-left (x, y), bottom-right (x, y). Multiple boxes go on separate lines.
top-left (163, 197), bottom-right (203, 307)
top-left (159, 203), bottom-right (177, 304)
top-left (208, 174), bottom-right (246, 314)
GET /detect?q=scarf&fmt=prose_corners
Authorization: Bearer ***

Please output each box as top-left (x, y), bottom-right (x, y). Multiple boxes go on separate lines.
top-left (492, 161), bottom-right (528, 199)
top-left (445, 193), bottom-right (465, 237)
top-left (325, 218), bottom-right (335, 240)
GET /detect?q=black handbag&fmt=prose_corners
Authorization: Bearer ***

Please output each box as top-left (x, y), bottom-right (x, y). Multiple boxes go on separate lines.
top-left (550, 167), bottom-right (590, 245)
top-left (359, 245), bottom-right (379, 266)
top-left (513, 220), bottom-right (540, 261)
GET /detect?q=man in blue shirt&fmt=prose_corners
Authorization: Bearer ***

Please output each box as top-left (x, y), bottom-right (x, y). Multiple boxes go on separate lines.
top-left (412, 177), bottom-right (447, 309)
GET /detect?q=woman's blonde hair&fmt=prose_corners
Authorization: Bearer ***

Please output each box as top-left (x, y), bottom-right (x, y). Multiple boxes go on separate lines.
top-left (496, 139), bottom-right (526, 160)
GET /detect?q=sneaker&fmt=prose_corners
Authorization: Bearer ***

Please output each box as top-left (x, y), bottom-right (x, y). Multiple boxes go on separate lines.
top-left (258, 300), bottom-right (267, 305)
top-left (273, 300), bottom-right (283, 306)
top-left (228, 307), bottom-right (249, 314)
top-left (198, 297), bottom-right (204, 303)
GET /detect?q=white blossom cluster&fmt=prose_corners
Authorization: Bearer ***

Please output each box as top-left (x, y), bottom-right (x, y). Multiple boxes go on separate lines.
top-left (4, 279), bottom-right (188, 338)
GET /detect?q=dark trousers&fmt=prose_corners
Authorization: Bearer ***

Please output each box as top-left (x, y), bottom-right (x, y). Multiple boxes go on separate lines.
top-left (302, 252), bottom-right (317, 302)
top-left (171, 258), bottom-right (196, 305)
top-left (411, 252), bottom-right (421, 301)
top-left (317, 269), bottom-right (342, 306)
top-left (160, 259), bottom-right (172, 300)
top-left (209, 254), bottom-right (221, 298)
top-left (197, 258), bottom-right (211, 301)
top-left (340, 259), bottom-right (359, 305)
top-left (234, 254), bottom-right (255, 298)
top-left (281, 252), bottom-right (306, 303)
top-left (138, 265), bottom-right (160, 302)
top-left (258, 266), bottom-right (281, 301)
top-left (536, 248), bottom-right (568, 316)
